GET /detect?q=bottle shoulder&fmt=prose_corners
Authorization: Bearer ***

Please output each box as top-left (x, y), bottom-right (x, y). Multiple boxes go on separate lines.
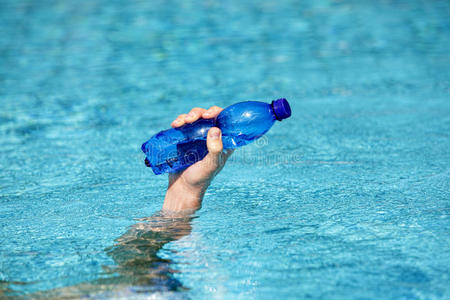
top-left (217, 101), bottom-right (275, 127)
top-left (216, 101), bottom-right (276, 148)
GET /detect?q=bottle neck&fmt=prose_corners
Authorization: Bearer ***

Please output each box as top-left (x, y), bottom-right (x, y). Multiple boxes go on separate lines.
top-left (270, 101), bottom-right (282, 121)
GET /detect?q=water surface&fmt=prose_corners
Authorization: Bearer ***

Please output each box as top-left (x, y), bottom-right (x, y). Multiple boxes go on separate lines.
top-left (0, 0), bottom-right (449, 298)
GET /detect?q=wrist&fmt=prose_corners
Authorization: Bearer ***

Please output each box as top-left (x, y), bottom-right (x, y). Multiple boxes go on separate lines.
top-left (163, 178), bottom-right (207, 212)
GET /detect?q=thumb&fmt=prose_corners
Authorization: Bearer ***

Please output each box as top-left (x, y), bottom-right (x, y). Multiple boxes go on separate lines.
top-left (203, 127), bottom-right (223, 171)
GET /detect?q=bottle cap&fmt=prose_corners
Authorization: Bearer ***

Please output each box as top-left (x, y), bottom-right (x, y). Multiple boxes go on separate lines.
top-left (272, 98), bottom-right (291, 121)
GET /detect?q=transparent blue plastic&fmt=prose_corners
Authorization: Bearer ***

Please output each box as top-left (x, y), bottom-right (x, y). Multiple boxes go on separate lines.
top-left (142, 99), bottom-right (290, 174)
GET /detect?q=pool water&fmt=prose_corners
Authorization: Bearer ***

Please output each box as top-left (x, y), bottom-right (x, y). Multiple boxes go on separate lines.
top-left (0, 0), bottom-right (449, 298)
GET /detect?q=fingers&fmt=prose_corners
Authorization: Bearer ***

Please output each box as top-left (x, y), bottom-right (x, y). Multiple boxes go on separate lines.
top-left (201, 127), bottom-right (224, 173)
top-left (171, 106), bottom-right (223, 128)
top-left (171, 107), bottom-right (206, 128)
top-left (206, 127), bottom-right (223, 154)
top-left (202, 106), bottom-right (223, 119)
top-left (171, 114), bottom-right (188, 127)
top-left (185, 107), bottom-right (207, 123)
top-left (171, 108), bottom-right (206, 128)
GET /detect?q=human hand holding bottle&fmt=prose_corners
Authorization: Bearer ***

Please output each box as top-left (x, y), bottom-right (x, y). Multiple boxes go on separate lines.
top-left (163, 106), bottom-right (233, 213)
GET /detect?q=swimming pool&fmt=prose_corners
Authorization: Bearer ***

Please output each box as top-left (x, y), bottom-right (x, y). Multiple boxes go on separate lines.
top-left (0, 0), bottom-right (449, 298)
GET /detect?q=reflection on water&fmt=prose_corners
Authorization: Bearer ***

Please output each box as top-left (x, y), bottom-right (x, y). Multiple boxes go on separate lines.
top-left (17, 212), bottom-right (194, 298)
top-left (103, 212), bottom-right (193, 291)
top-left (0, 280), bottom-right (29, 299)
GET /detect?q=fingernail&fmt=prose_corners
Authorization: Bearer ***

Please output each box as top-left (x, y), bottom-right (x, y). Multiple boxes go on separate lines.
top-left (188, 111), bottom-right (196, 118)
top-left (210, 129), bottom-right (220, 139)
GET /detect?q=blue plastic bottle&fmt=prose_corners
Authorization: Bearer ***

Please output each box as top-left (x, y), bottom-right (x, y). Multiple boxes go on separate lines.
top-left (142, 98), bottom-right (291, 175)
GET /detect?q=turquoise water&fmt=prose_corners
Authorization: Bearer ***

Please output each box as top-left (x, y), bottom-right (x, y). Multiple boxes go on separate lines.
top-left (0, 0), bottom-right (449, 298)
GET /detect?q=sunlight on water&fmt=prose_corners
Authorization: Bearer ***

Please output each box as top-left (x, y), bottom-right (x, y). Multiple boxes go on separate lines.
top-left (0, 0), bottom-right (449, 298)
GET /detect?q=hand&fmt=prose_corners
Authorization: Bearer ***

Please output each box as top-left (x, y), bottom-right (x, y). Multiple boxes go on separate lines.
top-left (162, 106), bottom-right (233, 213)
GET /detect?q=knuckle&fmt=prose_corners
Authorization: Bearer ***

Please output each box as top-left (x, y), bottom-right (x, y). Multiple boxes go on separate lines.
top-left (189, 108), bottom-right (205, 116)
top-left (187, 109), bottom-right (202, 118)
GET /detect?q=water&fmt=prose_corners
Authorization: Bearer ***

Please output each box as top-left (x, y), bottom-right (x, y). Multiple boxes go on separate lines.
top-left (0, 0), bottom-right (449, 298)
